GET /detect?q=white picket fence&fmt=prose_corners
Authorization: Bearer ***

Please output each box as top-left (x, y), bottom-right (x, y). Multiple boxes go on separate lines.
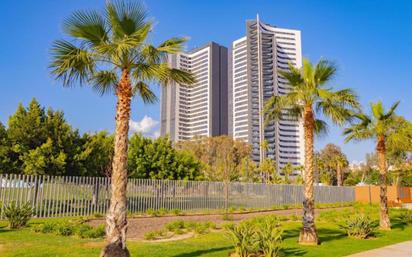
top-left (0, 174), bottom-right (355, 219)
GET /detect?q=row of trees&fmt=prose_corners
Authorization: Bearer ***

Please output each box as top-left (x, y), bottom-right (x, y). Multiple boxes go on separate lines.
top-left (0, 98), bottom-right (113, 176)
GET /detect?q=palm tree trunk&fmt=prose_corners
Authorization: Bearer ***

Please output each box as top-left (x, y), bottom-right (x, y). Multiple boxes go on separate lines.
top-left (299, 106), bottom-right (319, 245)
top-left (337, 165), bottom-right (342, 186)
top-left (376, 135), bottom-right (391, 230)
top-left (101, 70), bottom-right (132, 257)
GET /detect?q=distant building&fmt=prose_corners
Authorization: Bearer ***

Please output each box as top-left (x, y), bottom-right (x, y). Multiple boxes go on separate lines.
top-left (160, 42), bottom-right (229, 141)
top-left (229, 16), bottom-right (304, 168)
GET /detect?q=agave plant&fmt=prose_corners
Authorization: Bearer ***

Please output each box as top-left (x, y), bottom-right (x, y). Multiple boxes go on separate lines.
top-left (339, 214), bottom-right (377, 239)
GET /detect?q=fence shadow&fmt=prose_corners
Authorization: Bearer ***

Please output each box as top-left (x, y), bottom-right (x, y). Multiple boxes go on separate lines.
top-left (171, 246), bottom-right (232, 257)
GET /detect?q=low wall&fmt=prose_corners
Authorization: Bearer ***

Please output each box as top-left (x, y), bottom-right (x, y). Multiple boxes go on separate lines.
top-left (355, 185), bottom-right (412, 206)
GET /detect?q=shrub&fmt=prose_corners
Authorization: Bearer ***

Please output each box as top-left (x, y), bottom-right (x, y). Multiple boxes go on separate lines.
top-left (255, 216), bottom-right (283, 257)
top-left (339, 214), bottom-right (377, 239)
top-left (144, 231), bottom-right (157, 240)
top-left (4, 201), bottom-right (33, 229)
top-left (146, 208), bottom-right (158, 216)
top-left (56, 222), bottom-right (74, 236)
top-left (76, 224), bottom-right (105, 239)
top-left (40, 221), bottom-right (57, 233)
top-left (171, 209), bottom-right (183, 216)
top-left (158, 208), bottom-right (168, 216)
top-left (398, 209), bottom-right (412, 225)
top-left (225, 222), bottom-right (257, 257)
top-left (165, 220), bottom-right (185, 232)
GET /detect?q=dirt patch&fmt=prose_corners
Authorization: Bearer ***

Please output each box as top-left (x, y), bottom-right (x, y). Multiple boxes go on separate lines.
top-left (88, 207), bottom-right (350, 240)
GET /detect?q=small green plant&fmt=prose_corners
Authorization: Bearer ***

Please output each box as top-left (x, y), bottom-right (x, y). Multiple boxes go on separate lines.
top-left (398, 209), bottom-right (412, 225)
top-left (56, 222), bottom-right (75, 236)
top-left (4, 201), bottom-right (33, 229)
top-left (144, 231), bottom-right (157, 240)
top-left (282, 204), bottom-right (289, 210)
top-left (165, 220), bottom-right (185, 232)
top-left (255, 216), bottom-right (283, 257)
top-left (228, 207), bottom-right (236, 213)
top-left (158, 208), bottom-right (168, 216)
top-left (222, 213), bottom-right (234, 221)
top-left (146, 208), bottom-right (158, 217)
top-left (171, 209), bottom-right (182, 216)
top-left (339, 214), bottom-right (377, 239)
top-left (225, 222), bottom-right (257, 257)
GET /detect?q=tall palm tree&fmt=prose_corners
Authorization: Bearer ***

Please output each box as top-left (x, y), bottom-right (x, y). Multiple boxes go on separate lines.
top-left (333, 155), bottom-right (348, 186)
top-left (344, 101), bottom-right (402, 230)
top-left (49, 1), bottom-right (194, 256)
top-left (264, 58), bottom-right (359, 244)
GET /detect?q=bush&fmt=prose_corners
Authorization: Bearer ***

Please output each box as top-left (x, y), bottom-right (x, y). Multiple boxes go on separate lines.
top-left (146, 208), bottom-right (158, 217)
top-left (76, 224), bottom-right (105, 239)
top-left (222, 213), bottom-right (234, 221)
top-left (165, 220), bottom-right (185, 232)
top-left (56, 222), bottom-right (74, 236)
top-left (339, 214), bottom-right (377, 239)
top-left (39, 221), bottom-right (57, 233)
top-left (398, 209), bottom-right (412, 225)
top-left (171, 209), bottom-right (182, 216)
top-left (225, 222), bottom-right (257, 257)
top-left (255, 216), bottom-right (283, 257)
top-left (4, 201), bottom-right (33, 229)
top-left (225, 216), bottom-right (283, 257)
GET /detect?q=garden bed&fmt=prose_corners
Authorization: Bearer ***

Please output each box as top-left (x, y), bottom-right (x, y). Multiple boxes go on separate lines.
top-left (87, 206), bottom-right (352, 240)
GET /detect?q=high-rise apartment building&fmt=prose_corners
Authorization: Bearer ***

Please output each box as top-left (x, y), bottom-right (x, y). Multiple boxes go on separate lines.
top-left (160, 42), bottom-right (228, 141)
top-left (230, 16), bottom-right (304, 168)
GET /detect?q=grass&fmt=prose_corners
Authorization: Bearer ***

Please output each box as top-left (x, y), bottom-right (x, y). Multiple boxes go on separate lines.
top-left (0, 207), bottom-right (411, 257)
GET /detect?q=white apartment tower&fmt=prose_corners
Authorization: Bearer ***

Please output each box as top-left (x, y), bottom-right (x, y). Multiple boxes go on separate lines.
top-left (230, 16), bottom-right (305, 168)
top-left (161, 42), bottom-right (228, 141)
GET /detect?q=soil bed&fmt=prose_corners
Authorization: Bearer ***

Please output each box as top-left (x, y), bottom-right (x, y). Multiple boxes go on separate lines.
top-left (88, 207), bottom-right (350, 240)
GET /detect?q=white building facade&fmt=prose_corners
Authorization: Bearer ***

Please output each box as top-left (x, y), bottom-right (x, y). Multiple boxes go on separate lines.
top-left (230, 17), bottom-right (305, 168)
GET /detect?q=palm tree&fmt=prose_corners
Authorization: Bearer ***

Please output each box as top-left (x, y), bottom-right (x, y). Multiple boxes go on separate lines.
top-left (333, 155), bottom-right (348, 186)
top-left (49, 1), bottom-right (194, 256)
top-left (264, 58), bottom-right (359, 244)
top-left (344, 101), bottom-right (402, 230)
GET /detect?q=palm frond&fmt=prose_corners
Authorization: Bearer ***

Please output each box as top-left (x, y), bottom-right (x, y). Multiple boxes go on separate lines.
top-left (63, 10), bottom-right (108, 46)
top-left (314, 59), bottom-right (337, 86)
top-left (343, 113), bottom-right (373, 142)
top-left (371, 101), bottom-right (384, 120)
top-left (89, 70), bottom-right (118, 96)
top-left (106, 0), bottom-right (147, 38)
top-left (314, 119), bottom-right (329, 136)
top-left (50, 40), bottom-right (95, 87)
top-left (278, 64), bottom-right (303, 87)
top-left (132, 81), bottom-right (157, 103)
top-left (383, 100), bottom-right (400, 119)
top-left (264, 95), bottom-right (302, 125)
top-left (157, 37), bottom-right (188, 54)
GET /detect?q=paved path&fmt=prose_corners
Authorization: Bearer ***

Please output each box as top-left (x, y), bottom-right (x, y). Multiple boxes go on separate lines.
top-left (346, 241), bottom-right (412, 257)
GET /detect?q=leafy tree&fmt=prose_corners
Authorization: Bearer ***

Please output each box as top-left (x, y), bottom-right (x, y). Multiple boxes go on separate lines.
top-left (20, 138), bottom-right (67, 175)
top-left (128, 134), bottom-right (202, 180)
top-left (259, 158), bottom-right (278, 183)
top-left (317, 144), bottom-right (348, 185)
top-left (264, 58), bottom-right (359, 244)
top-left (0, 122), bottom-right (12, 173)
top-left (76, 131), bottom-right (114, 177)
top-left (239, 157), bottom-right (260, 182)
top-left (6, 98), bottom-right (82, 176)
top-left (49, 1), bottom-right (195, 255)
top-left (344, 101), bottom-right (408, 230)
top-left (177, 136), bottom-right (251, 182)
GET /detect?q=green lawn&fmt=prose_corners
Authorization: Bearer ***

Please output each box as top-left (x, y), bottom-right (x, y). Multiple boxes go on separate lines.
top-left (0, 209), bottom-right (411, 257)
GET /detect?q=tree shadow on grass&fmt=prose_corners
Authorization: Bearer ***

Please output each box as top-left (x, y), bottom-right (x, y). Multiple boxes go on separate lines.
top-left (171, 246), bottom-right (232, 257)
top-left (281, 247), bottom-right (307, 257)
top-left (282, 226), bottom-right (346, 244)
top-left (317, 227), bottom-right (347, 243)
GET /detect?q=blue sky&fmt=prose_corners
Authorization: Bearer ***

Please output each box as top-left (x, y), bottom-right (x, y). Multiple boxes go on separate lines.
top-left (0, 0), bottom-right (411, 162)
